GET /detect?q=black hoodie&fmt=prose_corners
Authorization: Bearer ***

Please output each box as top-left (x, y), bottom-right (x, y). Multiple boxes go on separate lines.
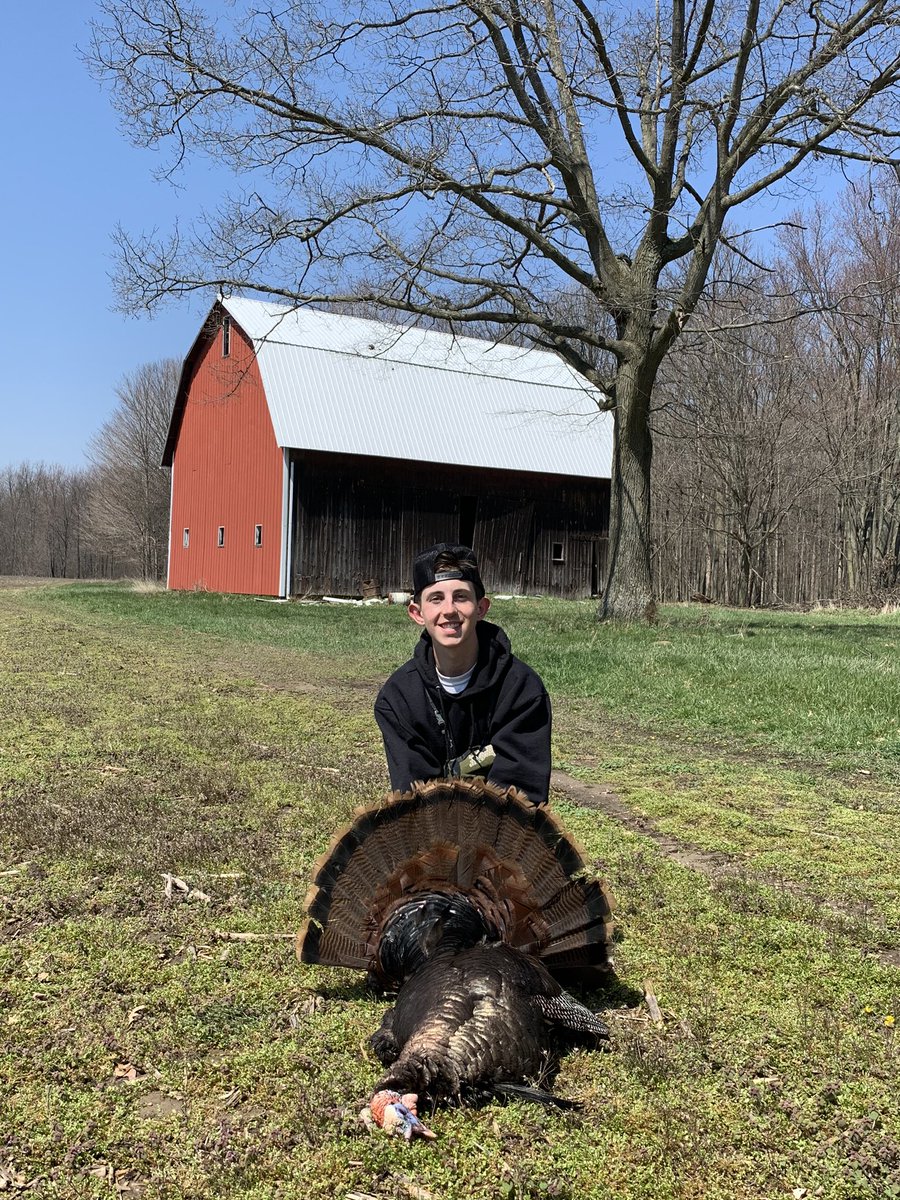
top-left (374, 620), bottom-right (551, 804)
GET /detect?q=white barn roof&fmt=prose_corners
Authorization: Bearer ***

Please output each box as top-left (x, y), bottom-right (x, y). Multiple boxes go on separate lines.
top-left (223, 297), bottom-right (612, 479)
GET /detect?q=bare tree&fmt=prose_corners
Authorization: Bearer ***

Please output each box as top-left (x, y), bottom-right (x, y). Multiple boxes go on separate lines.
top-left (0, 362), bottom-right (176, 583)
top-left (88, 0), bottom-right (900, 618)
top-left (781, 178), bottom-right (900, 598)
top-left (650, 173), bottom-right (900, 607)
top-left (43, 465), bottom-right (91, 578)
top-left (86, 359), bottom-right (179, 579)
top-left (0, 463), bottom-right (33, 575)
top-left (0, 462), bottom-right (95, 579)
top-left (654, 266), bottom-right (826, 605)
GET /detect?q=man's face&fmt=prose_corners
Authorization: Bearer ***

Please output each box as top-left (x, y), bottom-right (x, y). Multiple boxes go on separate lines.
top-left (408, 580), bottom-right (491, 652)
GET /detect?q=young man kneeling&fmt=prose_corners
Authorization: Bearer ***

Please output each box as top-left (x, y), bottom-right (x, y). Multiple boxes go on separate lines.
top-left (374, 543), bottom-right (551, 805)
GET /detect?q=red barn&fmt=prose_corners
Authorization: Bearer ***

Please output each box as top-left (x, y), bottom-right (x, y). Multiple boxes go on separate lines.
top-left (163, 298), bottom-right (613, 598)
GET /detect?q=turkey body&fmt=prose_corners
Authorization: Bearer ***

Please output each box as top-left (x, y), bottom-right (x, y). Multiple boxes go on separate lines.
top-left (371, 940), bottom-right (608, 1102)
top-left (297, 778), bottom-right (614, 1109)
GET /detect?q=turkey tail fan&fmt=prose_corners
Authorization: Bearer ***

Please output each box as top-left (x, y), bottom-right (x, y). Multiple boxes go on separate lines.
top-left (297, 777), bottom-right (614, 987)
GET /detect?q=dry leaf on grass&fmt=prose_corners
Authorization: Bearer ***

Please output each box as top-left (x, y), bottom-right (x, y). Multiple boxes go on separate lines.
top-left (0, 1164), bottom-right (27, 1190)
top-left (165, 941), bottom-right (231, 963)
top-left (290, 993), bottom-right (327, 1025)
top-left (643, 980), bottom-right (665, 1026)
top-left (163, 873), bottom-right (189, 900)
top-left (394, 1176), bottom-right (436, 1200)
top-left (115, 1177), bottom-right (146, 1198)
top-left (162, 873), bottom-right (211, 903)
top-left (112, 1062), bottom-right (144, 1084)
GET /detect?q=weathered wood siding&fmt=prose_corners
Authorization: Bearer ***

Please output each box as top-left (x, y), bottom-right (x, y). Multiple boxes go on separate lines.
top-left (291, 451), bottom-right (608, 598)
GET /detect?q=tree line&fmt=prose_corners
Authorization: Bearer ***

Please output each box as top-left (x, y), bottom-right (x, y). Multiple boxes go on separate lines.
top-left (0, 360), bottom-right (178, 582)
top-left (653, 176), bottom-right (900, 608)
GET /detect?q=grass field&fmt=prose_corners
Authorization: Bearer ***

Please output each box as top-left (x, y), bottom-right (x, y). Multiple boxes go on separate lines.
top-left (1, 582), bottom-right (898, 1199)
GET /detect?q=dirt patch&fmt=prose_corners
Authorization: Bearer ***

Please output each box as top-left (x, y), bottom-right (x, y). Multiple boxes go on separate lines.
top-left (186, 636), bottom-right (382, 704)
top-left (555, 697), bottom-right (897, 793)
top-left (550, 769), bottom-right (734, 876)
top-left (551, 769), bottom-right (899, 967)
top-left (135, 1091), bottom-right (186, 1120)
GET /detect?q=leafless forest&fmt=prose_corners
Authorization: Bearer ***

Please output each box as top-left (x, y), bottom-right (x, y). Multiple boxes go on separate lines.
top-left (0, 360), bottom-right (178, 583)
top-left (652, 178), bottom-right (900, 607)
top-left (2, 182), bottom-right (898, 606)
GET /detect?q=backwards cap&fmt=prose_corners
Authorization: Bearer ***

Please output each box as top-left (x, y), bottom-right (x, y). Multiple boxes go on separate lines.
top-left (412, 543), bottom-right (485, 600)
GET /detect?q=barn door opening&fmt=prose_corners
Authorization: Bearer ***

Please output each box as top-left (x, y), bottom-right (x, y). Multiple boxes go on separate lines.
top-left (459, 496), bottom-right (478, 547)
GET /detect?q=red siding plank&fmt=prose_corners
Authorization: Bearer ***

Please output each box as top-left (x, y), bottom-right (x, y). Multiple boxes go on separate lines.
top-left (167, 322), bottom-right (283, 596)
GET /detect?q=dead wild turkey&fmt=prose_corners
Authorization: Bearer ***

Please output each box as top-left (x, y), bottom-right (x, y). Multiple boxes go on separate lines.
top-left (297, 778), bottom-right (614, 1137)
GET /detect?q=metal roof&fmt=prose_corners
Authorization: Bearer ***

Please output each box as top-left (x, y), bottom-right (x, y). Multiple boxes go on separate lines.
top-left (222, 297), bottom-right (613, 479)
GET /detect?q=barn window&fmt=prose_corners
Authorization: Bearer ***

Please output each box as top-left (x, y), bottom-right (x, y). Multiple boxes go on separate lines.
top-left (217, 526), bottom-right (225, 547)
top-left (551, 542), bottom-right (565, 563)
top-left (254, 524), bottom-right (263, 547)
top-left (222, 316), bottom-right (231, 358)
top-left (183, 528), bottom-right (190, 548)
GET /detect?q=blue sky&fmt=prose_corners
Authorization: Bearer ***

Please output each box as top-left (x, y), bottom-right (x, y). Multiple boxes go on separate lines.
top-left (0, 3), bottom-right (218, 470)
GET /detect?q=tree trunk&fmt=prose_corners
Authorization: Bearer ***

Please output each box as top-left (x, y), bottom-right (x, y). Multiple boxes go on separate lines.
top-left (600, 361), bottom-right (656, 622)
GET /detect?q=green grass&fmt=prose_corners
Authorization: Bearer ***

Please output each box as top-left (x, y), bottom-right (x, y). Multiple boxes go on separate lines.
top-left (30, 583), bottom-right (900, 776)
top-left (1, 582), bottom-right (899, 1199)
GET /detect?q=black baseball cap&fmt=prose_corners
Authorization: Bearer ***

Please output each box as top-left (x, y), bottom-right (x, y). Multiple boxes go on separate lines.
top-left (412, 543), bottom-right (485, 599)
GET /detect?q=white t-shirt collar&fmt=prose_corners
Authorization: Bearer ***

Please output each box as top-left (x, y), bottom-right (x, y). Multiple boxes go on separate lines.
top-left (436, 665), bottom-right (475, 695)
